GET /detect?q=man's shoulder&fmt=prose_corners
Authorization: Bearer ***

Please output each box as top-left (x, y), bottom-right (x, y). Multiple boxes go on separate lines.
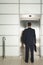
top-left (22, 29), bottom-right (27, 33)
top-left (23, 29), bottom-right (27, 32)
top-left (31, 28), bottom-right (35, 31)
top-left (23, 28), bottom-right (35, 32)
top-left (30, 28), bottom-right (35, 32)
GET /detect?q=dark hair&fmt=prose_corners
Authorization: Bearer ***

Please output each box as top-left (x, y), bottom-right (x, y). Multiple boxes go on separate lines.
top-left (28, 22), bottom-right (31, 26)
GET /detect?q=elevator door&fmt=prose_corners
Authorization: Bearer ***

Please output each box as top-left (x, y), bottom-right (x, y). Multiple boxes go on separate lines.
top-left (20, 20), bottom-right (40, 57)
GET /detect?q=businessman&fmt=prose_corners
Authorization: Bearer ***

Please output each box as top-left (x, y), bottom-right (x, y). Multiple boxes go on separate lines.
top-left (21, 22), bottom-right (36, 63)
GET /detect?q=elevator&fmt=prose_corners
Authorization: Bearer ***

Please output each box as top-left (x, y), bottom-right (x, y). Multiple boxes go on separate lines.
top-left (20, 14), bottom-right (41, 57)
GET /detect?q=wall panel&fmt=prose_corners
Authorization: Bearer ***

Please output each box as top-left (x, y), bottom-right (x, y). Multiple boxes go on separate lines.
top-left (40, 25), bottom-right (43, 35)
top-left (0, 15), bottom-right (19, 24)
top-left (42, 0), bottom-right (43, 3)
top-left (0, 47), bottom-right (2, 56)
top-left (0, 36), bottom-right (20, 46)
top-left (42, 4), bottom-right (43, 14)
top-left (5, 47), bottom-right (20, 56)
top-left (41, 15), bottom-right (43, 24)
top-left (0, 0), bottom-right (19, 3)
top-left (20, 4), bottom-right (40, 14)
top-left (5, 36), bottom-right (19, 46)
top-left (0, 25), bottom-right (19, 35)
top-left (41, 46), bottom-right (43, 56)
top-left (20, 0), bottom-right (40, 3)
top-left (0, 4), bottom-right (19, 14)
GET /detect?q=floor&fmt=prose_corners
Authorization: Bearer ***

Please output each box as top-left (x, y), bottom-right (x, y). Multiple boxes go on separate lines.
top-left (0, 47), bottom-right (43, 65)
top-left (0, 56), bottom-right (43, 65)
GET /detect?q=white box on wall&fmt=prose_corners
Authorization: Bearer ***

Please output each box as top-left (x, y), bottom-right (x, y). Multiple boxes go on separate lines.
top-left (41, 15), bottom-right (43, 24)
top-left (0, 36), bottom-right (20, 46)
top-left (0, 47), bottom-right (2, 56)
top-left (5, 47), bottom-right (20, 56)
top-left (40, 36), bottom-right (43, 46)
top-left (0, 0), bottom-right (19, 3)
top-left (40, 25), bottom-right (43, 35)
top-left (42, 5), bottom-right (43, 14)
top-left (0, 15), bottom-right (19, 24)
top-left (0, 36), bottom-right (2, 45)
top-left (5, 36), bottom-right (20, 46)
top-left (42, 0), bottom-right (43, 3)
top-left (20, 0), bottom-right (40, 3)
top-left (0, 4), bottom-right (19, 14)
top-left (0, 25), bottom-right (19, 35)
top-left (20, 4), bottom-right (40, 14)
top-left (41, 46), bottom-right (43, 56)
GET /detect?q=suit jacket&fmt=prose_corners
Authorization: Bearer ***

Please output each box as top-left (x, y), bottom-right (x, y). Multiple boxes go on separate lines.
top-left (21, 28), bottom-right (36, 51)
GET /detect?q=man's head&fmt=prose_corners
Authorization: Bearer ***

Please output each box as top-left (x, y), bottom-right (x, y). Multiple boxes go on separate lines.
top-left (28, 22), bottom-right (31, 27)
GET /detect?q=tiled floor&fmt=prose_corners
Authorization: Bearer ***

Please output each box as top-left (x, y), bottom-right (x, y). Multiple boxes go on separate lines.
top-left (0, 56), bottom-right (43, 65)
top-left (0, 47), bottom-right (43, 65)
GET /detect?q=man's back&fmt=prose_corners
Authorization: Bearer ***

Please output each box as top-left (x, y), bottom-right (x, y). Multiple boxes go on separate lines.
top-left (23, 28), bottom-right (36, 46)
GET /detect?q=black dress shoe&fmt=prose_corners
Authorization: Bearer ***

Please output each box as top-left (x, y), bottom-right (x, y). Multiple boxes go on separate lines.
top-left (31, 61), bottom-right (34, 63)
top-left (25, 60), bottom-right (28, 63)
top-left (30, 58), bottom-right (34, 63)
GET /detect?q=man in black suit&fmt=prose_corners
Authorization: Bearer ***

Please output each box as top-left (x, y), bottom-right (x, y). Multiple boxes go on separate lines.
top-left (21, 22), bottom-right (36, 63)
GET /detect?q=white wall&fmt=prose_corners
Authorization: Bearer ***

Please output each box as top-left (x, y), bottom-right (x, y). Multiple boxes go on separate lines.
top-left (20, 4), bottom-right (40, 14)
top-left (42, 4), bottom-right (43, 14)
top-left (20, 0), bottom-right (40, 3)
top-left (0, 4), bottom-right (19, 14)
top-left (0, 0), bottom-right (43, 57)
top-left (0, 0), bottom-right (20, 56)
top-left (0, 15), bottom-right (19, 24)
top-left (42, 0), bottom-right (43, 3)
top-left (40, 15), bottom-right (43, 56)
top-left (0, 0), bottom-right (19, 3)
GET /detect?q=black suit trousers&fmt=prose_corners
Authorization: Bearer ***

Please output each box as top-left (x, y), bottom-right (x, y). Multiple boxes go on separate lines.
top-left (25, 45), bottom-right (34, 62)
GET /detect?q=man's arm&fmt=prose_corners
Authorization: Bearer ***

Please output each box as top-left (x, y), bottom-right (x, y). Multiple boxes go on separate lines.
top-left (34, 30), bottom-right (36, 44)
top-left (34, 30), bottom-right (37, 52)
